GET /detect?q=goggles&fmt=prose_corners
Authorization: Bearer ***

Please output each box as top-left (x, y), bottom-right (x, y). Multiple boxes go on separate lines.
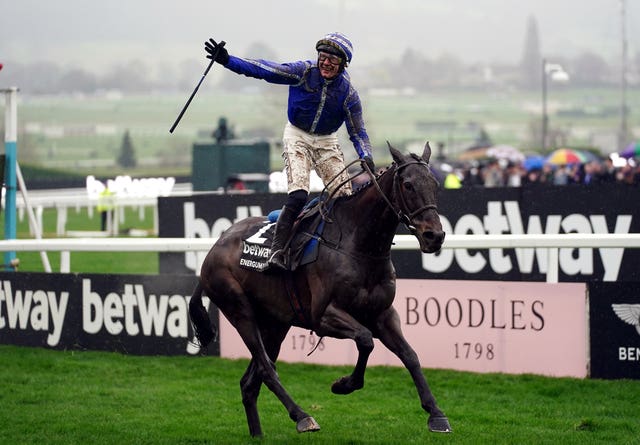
top-left (318, 51), bottom-right (342, 65)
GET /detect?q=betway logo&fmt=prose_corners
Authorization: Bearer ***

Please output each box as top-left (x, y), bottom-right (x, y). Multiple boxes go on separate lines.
top-left (424, 201), bottom-right (632, 281)
top-left (181, 200), bottom-right (633, 281)
top-left (0, 280), bottom-right (68, 346)
top-left (184, 202), bottom-right (263, 272)
top-left (83, 279), bottom-right (207, 354)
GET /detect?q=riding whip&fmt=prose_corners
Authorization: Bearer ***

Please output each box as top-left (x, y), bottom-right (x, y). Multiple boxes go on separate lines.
top-left (169, 41), bottom-right (226, 133)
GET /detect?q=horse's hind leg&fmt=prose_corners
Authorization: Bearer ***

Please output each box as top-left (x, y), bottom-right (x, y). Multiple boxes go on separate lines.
top-left (374, 307), bottom-right (451, 433)
top-left (239, 322), bottom-right (291, 437)
top-left (221, 298), bottom-right (319, 435)
top-left (239, 360), bottom-right (262, 437)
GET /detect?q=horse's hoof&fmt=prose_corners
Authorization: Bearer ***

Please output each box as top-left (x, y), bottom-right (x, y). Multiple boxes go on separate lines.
top-left (296, 416), bottom-right (321, 433)
top-left (331, 376), bottom-right (362, 395)
top-left (428, 415), bottom-right (452, 433)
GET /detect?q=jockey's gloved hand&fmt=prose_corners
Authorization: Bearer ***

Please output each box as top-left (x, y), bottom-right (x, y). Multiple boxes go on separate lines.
top-left (205, 39), bottom-right (230, 65)
top-left (362, 155), bottom-right (375, 173)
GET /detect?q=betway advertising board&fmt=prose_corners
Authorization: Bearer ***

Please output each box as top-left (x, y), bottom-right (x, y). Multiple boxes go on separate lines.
top-left (157, 184), bottom-right (640, 282)
top-left (0, 271), bottom-right (587, 377)
top-left (219, 279), bottom-right (588, 378)
top-left (0, 272), bottom-right (216, 356)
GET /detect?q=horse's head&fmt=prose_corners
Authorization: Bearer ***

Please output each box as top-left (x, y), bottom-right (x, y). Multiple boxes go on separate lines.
top-left (388, 141), bottom-right (445, 253)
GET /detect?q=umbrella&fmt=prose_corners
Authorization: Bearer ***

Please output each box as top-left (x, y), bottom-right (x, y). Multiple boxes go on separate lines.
top-left (619, 142), bottom-right (640, 159)
top-left (523, 155), bottom-right (545, 171)
top-left (458, 146), bottom-right (490, 161)
top-left (545, 148), bottom-right (591, 165)
top-left (486, 145), bottom-right (525, 162)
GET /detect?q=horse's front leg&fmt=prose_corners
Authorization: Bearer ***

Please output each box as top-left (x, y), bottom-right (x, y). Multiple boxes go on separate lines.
top-left (315, 304), bottom-right (374, 394)
top-left (374, 307), bottom-right (451, 433)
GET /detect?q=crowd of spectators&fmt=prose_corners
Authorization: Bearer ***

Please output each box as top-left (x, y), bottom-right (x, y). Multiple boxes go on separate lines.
top-left (439, 157), bottom-right (640, 188)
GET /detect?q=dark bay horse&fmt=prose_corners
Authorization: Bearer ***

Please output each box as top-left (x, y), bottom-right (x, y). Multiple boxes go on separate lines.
top-left (189, 142), bottom-right (451, 437)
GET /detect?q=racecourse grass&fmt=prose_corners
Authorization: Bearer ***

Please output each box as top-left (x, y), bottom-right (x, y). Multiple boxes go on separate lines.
top-left (1, 345), bottom-right (639, 445)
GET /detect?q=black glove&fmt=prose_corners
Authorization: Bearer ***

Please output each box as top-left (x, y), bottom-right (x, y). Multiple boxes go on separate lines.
top-left (362, 155), bottom-right (375, 172)
top-left (205, 39), bottom-right (230, 65)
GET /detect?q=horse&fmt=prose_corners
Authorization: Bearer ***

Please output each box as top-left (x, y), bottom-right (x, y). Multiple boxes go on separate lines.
top-left (189, 141), bottom-right (451, 437)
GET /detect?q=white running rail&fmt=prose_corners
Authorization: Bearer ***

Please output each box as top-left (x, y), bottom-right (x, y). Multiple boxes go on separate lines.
top-left (1, 233), bottom-right (639, 282)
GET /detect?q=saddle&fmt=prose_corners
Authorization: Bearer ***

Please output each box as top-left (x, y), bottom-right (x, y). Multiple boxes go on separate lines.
top-left (239, 197), bottom-right (334, 272)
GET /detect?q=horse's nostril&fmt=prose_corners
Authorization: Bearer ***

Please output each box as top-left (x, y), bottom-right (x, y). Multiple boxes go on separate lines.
top-left (424, 231), bottom-right (445, 244)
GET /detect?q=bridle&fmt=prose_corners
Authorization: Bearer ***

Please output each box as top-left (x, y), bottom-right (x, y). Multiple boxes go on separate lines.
top-left (388, 159), bottom-right (439, 235)
top-left (319, 156), bottom-right (438, 235)
top-left (364, 157), bottom-right (437, 235)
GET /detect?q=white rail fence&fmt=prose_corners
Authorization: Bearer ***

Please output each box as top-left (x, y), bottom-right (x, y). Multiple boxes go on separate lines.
top-left (1, 234), bottom-right (640, 282)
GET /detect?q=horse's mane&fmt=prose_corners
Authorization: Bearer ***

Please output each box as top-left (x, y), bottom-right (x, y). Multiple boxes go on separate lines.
top-left (343, 153), bottom-right (434, 202)
top-left (350, 163), bottom-right (396, 196)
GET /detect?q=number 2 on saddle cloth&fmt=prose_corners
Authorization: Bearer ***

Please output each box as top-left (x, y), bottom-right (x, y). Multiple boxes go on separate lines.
top-left (239, 198), bottom-right (333, 273)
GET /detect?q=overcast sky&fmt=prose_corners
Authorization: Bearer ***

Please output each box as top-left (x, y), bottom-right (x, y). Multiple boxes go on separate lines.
top-left (1, 0), bottom-right (638, 73)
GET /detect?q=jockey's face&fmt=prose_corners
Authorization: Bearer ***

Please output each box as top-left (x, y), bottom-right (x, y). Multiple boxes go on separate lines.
top-left (317, 51), bottom-right (342, 79)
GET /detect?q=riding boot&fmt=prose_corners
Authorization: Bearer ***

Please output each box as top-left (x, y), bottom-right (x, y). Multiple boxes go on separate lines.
top-left (268, 205), bottom-right (298, 270)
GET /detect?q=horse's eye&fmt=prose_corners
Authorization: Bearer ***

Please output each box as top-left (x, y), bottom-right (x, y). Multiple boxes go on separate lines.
top-left (403, 181), bottom-right (414, 192)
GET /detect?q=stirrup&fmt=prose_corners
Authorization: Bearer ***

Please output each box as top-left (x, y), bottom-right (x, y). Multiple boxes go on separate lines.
top-left (267, 249), bottom-right (288, 271)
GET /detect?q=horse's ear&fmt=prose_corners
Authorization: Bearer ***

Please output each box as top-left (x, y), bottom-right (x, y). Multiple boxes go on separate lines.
top-left (387, 141), bottom-right (404, 164)
top-left (422, 141), bottom-right (432, 163)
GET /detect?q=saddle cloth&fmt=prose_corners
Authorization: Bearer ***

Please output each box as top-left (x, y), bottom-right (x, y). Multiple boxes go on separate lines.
top-left (239, 199), bottom-right (329, 272)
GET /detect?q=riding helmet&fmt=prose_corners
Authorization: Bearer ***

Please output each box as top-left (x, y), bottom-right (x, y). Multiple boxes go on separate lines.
top-left (316, 32), bottom-right (353, 64)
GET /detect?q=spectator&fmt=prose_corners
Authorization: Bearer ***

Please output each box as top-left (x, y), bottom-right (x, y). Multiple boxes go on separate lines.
top-left (482, 159), bottom-right (504, 187)
top-left (553, 165), bottom-right (569, 185)
top-left (523, 168), bottom-right (542, 185)
top-left (444, 170), bottom-right (462, 189)
top-left (97, 186), bottom-right (116, 232)
top-left (583, 161), bottom-right (599, 185)
top-left (598, 157), bottom-right (617, 183)
top-left (617, 164), bottom-right (638, 185)
top-left (463, 164), bottom-right (484, 186)
top-left (505, 162), bottom-right (523, 187)
top-left (568, 163), bottom-right (584, 184)
top-left (539, 163), bottom-right (555, 184)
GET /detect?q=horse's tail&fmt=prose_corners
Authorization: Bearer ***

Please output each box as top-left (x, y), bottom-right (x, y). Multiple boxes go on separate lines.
top-left (189, 281), bottom-right (216, 349)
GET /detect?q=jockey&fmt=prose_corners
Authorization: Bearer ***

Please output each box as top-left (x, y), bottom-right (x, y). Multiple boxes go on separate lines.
top-left (205, 32), bottom-right (374, 270)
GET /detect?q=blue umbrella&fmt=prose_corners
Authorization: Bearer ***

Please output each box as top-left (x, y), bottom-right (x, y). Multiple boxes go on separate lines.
top-left (523, 155), bottom-right (545, 171)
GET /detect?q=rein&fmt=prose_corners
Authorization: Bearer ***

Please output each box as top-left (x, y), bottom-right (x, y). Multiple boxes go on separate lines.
top-left (315, 154), bottom-right (437, 241)
top-left (317, 158), bottom-right (368, 222)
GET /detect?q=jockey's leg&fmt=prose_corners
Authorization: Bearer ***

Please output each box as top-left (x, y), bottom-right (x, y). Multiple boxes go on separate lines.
top-left (312, 139), bottom-right (352, 197)
top-left (268, 189), bottom-right (307, 270)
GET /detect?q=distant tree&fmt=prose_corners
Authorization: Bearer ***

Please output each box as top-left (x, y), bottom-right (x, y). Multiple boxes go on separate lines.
top-left (177, 58), bottom-right (205, 91)
top-left (6, 61), bottom-right (63, 94)
top-left (117, 130), bottom-right (137, 168)
top-left (519, 15), bottom-right (542, 90)
top-left (102, 60), bottom-right (150, 93)
top-left (432, 53), bottom-right (464, 88)
top-left (395, 48), bottom-right (438, 90)
top-left (570, 52), bottom-right (611, 86)
top-left (397, 48), bottom-right (424, 88)
top-left (58, 68), bottom-right (98, 94)
top-left (475, 128), bottom-right (493, 148)
top-left (219, 42), bottom-right (280, 92)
